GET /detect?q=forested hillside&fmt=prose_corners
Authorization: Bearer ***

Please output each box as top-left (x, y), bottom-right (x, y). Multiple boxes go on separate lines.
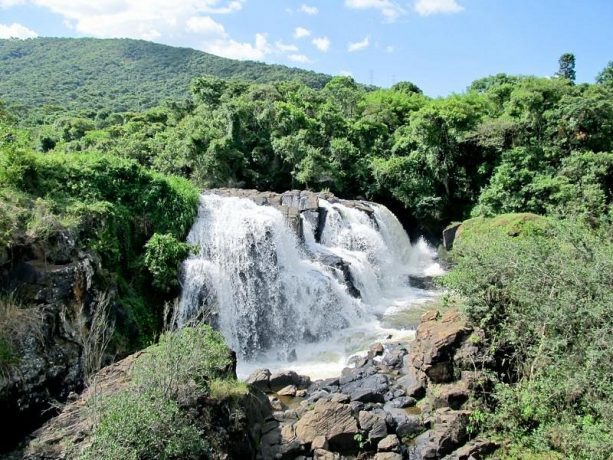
top-left (0, 37), bottom-right (331, 118)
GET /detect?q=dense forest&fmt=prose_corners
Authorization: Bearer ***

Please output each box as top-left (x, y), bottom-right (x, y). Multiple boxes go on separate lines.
top-left (1, 41), bottom-right (612, 459)
top-left (0, 37), bottom-right (331, 118)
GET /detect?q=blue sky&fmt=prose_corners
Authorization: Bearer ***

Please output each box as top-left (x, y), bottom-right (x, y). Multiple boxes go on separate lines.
top-left (1, 0), bottom-right (611, 96)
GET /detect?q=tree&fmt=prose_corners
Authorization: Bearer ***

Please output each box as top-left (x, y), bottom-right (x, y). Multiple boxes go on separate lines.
top-left (555, 53), bottom-right (576, 83)
top-left (596, 61), bottom-right (613, 87)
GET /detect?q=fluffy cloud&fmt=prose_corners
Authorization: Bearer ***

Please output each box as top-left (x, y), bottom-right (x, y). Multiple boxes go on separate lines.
top-left (0, 22), bottom-right (38, 38)
top-left (0, 0), bottom-right (25, 7)
top-left (347, 36), bottom-right (369, 52)
top-left (344, 0), bottom-right (405, 22)
top-left (275, 40), bottom-right (298, 52)
top-left (299, 4), bottom-right (318, 15)
top-left (11, 0), bottom-right (245, 39)
top-left (384, 45), bottom-right (394, 53)
top-left (288, 53), bottom-right (311, 64)
top-left (186, 15), bottom-right (226, 35)
top-left (414, 0), bottom-right (463, 16)
top-left (204, 32), bottom-right (270, 60)
top-left (312, 36), bottom-right (330, 52)
top-left (293, 26), bottom-right (310, 39)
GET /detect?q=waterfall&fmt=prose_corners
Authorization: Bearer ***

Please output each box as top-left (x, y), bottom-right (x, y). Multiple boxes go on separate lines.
top-left (179, 192), bottom-right (442, 364)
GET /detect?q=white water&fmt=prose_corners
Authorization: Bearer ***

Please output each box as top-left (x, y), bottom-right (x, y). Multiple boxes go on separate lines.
top-left (179, 193), bottom-right (443, 379)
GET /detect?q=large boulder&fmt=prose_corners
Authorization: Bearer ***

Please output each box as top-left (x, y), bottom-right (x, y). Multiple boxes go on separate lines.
top-left (408, 309), bottom-right (471, 383)
top-left (269, 370), bottom-right (311, 392)
top-left (341, 373), bottom-right (390, 403)
top-left (407, 408), bottom-right (471, 459)
top-left (294, 400), bottom-right (359, 452)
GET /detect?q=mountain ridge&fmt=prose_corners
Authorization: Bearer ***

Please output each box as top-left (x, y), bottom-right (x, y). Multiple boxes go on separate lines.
top-left (0, 37), bottom-right (332, 116)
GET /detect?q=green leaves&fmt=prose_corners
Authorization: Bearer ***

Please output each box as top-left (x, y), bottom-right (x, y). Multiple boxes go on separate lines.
top-left (144, 233), bottom-right (191, 292)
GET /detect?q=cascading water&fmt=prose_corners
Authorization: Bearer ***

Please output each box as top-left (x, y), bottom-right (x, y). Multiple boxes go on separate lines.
top-left (179, 192), bottom-right (443, 378)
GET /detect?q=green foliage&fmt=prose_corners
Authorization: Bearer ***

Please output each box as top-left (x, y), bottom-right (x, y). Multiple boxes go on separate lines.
top-left (144, 233), bottom-right (191, 292)
top-left (443, 217), bottom-right (613, 459)
top-left (0, 37), bottom-right (331, 119)
top-left (84, 391), bottom-right (208, 460)
top-left (84, 325), bottom-right (233, 460)
top-left (555, 53), bottom-right (576, 83)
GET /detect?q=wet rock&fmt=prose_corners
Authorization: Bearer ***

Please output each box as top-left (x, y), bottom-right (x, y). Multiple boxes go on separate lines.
top-left (408, 275), bottom-right (435, 290)
top-left (269, 370), bottom-right (311, 392)
top-left (317, 253), bottom-right (361, 298)
top-left (381, 347), bottom-right (408, 369)
top-left (269, 396), bottom-right (284, 411)
top-left (377, 434), bottom-right (400, 452)
top-left (246, 368), bottom-right (271, 392)
top-left (339, 364), bottom-right (377, 385)
top-left (369, 342), bottom-right (385, 357)
top-left (294, 400), bottom-right (358, 452)
top-left (347, 354), bottom-right (370, 368)
top-left (277, 384), bottom-right (297, 397)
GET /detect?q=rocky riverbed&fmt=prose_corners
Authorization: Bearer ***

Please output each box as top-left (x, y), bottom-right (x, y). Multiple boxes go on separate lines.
top-left (247, 307), bottom-right (498, 459)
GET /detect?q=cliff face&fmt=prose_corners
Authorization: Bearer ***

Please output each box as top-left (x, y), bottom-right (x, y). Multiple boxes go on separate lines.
top-left (0, 237), bottom-right (112, 452)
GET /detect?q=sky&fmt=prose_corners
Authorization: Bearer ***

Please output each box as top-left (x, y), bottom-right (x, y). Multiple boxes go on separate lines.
top-left (0, 0), bottom-right (611, 96)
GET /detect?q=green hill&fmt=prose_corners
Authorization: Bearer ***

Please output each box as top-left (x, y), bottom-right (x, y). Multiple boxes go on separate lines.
top-left (0, 37), bottom-right (331, 117)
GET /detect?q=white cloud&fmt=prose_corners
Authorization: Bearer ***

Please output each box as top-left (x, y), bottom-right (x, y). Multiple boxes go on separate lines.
top-left (339, 70), bottom-right (353, 77)
top-left (0, 22), bottom-right (38, 38)
top-left (293, 26), bottom-right (310, 39)
top-left (275, 40), bottom-right (298, 52)
top-left (288, 53), bottom-right (311, 64)
top-left (344, 0), bottom-right (405, 22)
top-left (312, 36), bottom-right (330, 52)
top-left (299, 4), bottom-right (318, 15)
top-left (6, 0), bottom-right (245, 39)
top-left (204, 32), bottom-right (271, 60)
top-left (348, 35), bottom-right (369, 52)
top-left (0, 0), bottom-right (25, 8)
top-left (186, 15), bottom-right (226, 35)
top-left (385, 45), bottom-right (394, 53)
top-left (414, 0), bottom-right (463, 16)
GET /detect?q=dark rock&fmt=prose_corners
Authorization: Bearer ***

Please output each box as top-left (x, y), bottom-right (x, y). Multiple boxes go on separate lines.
top-left (341, 373), bottom-right (389, 403)
top-left (406, 408), bottom-right (471, 459)
top-left (269, 370), bottom-right (311, 391)
top-left (442, 438), bottom-right (499, 459)
top-left (359, 410), bottom-right (388, 440)
top-left (339, 365), bottom-right (377, 386)
top-left (381, 347), bottom-right (408, 369)
top-left (397, 366), bottom-right (427, 399)
top-left (408, 275), bottom-right (435, 290)
top-left (246, 368), bottom-right (271, 392)
top-left (431, 382), bottom-right (469, 410)
top-left (387, 396), bottom-right (417, 409)
top-left (442, 223), bottom-right (462, 251)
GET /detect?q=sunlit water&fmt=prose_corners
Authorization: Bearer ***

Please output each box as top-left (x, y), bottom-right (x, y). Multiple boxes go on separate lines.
top-left (179, 193), bottom-right (443, 380)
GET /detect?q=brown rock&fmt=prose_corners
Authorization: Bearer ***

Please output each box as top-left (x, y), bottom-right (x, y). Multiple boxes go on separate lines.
top-left (409, 308), bottom-right (471, 383)
top-left (295, 400), bottom-right (358, 451)
top-left (311, 435), bottom-right (329, 451)
top-left (377, 434), bottom-right (400, 452)
top-left (431, 381), bottom-right (469, 410)
top-left (374, 453), bottom-right (403, 460)
top-left (369, 342), bottom-right (385, 356)
top-left (314, 449), bottom-right (339, 460)
top-left (277, 384), bottom-right (297, 397)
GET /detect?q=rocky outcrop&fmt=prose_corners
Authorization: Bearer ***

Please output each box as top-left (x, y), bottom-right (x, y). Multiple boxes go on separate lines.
top-left (253, 307), bottom-right (497, 460)
top-left (0, 251), bottom-right (111, 452)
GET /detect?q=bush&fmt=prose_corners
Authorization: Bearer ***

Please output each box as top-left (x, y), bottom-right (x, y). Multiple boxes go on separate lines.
top-left (443, 217), bottom-right (613, 458)
top-left (144, 233), bottom-right (191, 292)
top-left (84, 325), bottom-right (234, 460)
top-left (84, 391), bottom-right (208, 460)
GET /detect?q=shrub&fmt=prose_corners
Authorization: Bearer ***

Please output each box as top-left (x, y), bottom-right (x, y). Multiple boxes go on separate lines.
top-left (144, 233), bottom-right (191, 292)
top-left (84, 325), bottom-right (234, 460)
top-left (443, 217), bottom-right (613, 458)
